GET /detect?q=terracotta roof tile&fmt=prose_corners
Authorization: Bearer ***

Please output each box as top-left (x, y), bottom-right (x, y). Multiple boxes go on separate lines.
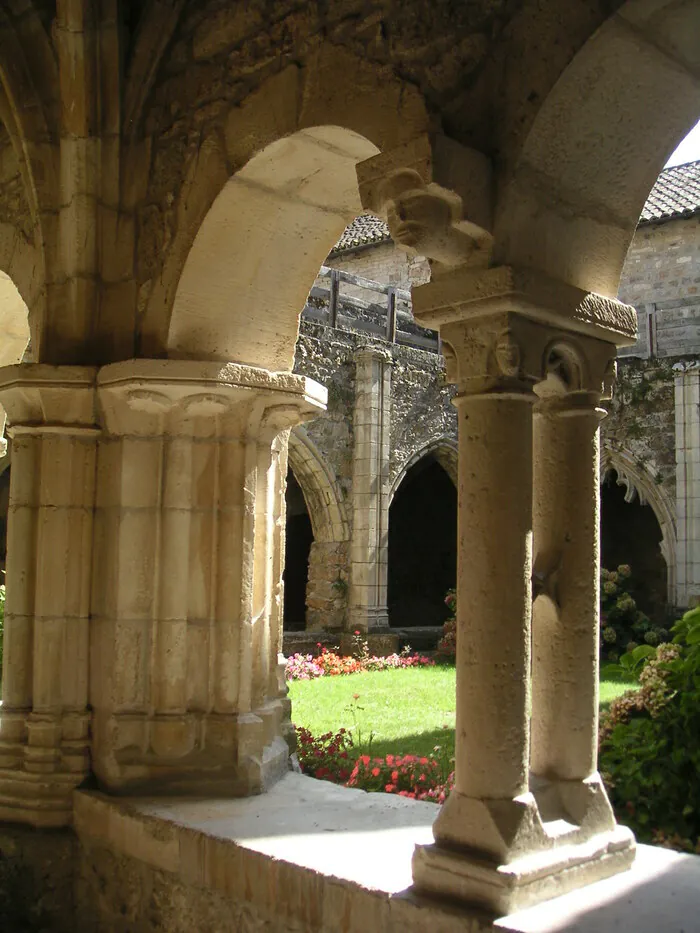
top-left (640, 160), bottom-right (700, 224)
top-left (330, 214), bottom-right (391, 254)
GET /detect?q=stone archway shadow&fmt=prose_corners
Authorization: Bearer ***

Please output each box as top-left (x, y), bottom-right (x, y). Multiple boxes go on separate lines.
top-left (601, 445), bottom-right (677, 606)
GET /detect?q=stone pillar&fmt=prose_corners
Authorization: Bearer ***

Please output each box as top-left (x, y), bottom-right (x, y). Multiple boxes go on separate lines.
top-left (90, 360), bottom-right (325, 794)
top-left (0, 364), bottom-right (97, 827)
top-left (530, 355), bottom-right (619, 829)
top-left (674, 365), bottom-right (700, 607)
top-left (407, 265), bottom-right (636, 914)
top-left (348, 343), bottom-right (392, 631)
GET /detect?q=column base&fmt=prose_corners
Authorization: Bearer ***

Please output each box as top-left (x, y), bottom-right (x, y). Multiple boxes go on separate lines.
top-left (0, 710), bottom-right (91, 827)
top-left (413, 824), bottom-right (635, 916)
top-left (0, 769), bottom-right (86, 827)
top-left (348, 606), bottom-right (389, 631)
top-left (92, 703), bottom-right (292, 796)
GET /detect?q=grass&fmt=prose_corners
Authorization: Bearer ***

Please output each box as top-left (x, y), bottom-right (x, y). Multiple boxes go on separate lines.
top-left (288, 663), bottom-right (639, 762)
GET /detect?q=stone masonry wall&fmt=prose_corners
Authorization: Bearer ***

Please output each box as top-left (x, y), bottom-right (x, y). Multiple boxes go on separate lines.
top-left (329, 242), bottom-right (431, 291)
top-left (619, 216), bottom-right (700, 307)
top-left (601, 358), bottom-right (677, 495)
top-left (291, 315), bottom-right (453, 632)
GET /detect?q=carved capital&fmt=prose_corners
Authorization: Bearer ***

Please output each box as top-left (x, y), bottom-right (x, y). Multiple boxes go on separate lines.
top-left (0, 363), bottom-right (98, 431)
top-left (441, 313), bottom-right (618, 403)
top-left (413, 264), bottom-right (637, 348)
top-left (96, 359), bottom-right (326, 438)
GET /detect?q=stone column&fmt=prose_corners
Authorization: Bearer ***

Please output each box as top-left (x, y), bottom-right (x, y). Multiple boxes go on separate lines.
top-left (90, 360), bottom-right (325, 795)
top-left (407, 265), bottom-right (636, 914)
top-left (0, 364), bottom-right (97, 827)
top-left (674, 364), bottom-right (700, 607)
top-left (530, 342), bottom-right (619, 832)
top-left (348, 343), bottom-right (392, 631)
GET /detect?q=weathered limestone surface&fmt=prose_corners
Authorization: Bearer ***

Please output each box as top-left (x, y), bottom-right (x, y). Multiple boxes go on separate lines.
top-left (290, 318), bottom-right (455, 633)
top-left (0, 1), bottom-right (699, 925)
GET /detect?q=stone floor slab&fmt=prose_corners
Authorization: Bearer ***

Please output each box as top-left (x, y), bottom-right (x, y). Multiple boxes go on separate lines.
top-left (74, 773), bottom-right (700, 932)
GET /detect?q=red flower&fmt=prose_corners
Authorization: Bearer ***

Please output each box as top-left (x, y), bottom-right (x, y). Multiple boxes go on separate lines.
top-left (371, 767), bottom-right (381, 777)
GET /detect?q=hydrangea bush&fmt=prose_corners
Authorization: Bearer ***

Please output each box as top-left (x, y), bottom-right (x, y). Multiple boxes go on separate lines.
top-left (600, 607), bottom-right (700, 848)
top-left (600, 564), bottom-right (668, 661)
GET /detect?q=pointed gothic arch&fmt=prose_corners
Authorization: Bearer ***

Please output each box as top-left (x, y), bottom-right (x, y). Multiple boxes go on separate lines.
top-left (600, 446), bottom-right (677, 607)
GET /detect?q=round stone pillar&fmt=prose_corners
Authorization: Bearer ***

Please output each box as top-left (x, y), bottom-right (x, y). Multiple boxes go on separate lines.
top-left (449, 390), bottom-right (535, 803)
top-left (407, 262), bottom-right (636, 915)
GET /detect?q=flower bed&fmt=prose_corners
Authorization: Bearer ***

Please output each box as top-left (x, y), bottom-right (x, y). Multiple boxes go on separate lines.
top-left (285, 646), bottom-right (434, 681)
top-left (295, 724), bottom-right (454, 803)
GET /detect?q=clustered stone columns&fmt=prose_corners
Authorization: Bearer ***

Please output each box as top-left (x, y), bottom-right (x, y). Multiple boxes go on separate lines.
top-left (356, 134), bottom-right (641, 912)
top-left (0, 360), bottom-right (325, 821)
top-left (0, 366), bottom-right (97, 826)
top-left (406, 266), bottom-right (638, 913)
top-left (348, 342), bottom-right (392, 632)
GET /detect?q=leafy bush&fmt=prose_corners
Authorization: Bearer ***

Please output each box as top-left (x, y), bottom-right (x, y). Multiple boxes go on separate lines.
top-left (294, 721), bottom-right (455, 804)
top-left (347, 753), bottom-right (454, 803)
top-left (295, 726), bottom-right (354, 783)
top-left (599, 607), bottom-right (700, 844)
top-left (599, 564), bottom-right (667, 661)
top-left (436, 589), bottom-right (456, 661)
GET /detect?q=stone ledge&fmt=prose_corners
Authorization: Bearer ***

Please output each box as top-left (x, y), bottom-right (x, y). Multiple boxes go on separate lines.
top-left (72, 775), bottom-right (700, 933)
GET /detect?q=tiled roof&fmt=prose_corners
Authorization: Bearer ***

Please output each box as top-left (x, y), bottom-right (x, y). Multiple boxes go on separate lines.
top-left (331, 163), bottom-right (700, 251)
top-left (330, 214), bottom-right (391, 254)
top-left (640, 160), bottom-right (700, 224)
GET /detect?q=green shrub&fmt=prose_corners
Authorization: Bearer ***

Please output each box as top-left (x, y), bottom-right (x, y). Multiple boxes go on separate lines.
top-left (599, 608), bottom-right (700, 844)
top-left (599, 564), bottom-right (666, 661)
top-left (436, 589), bottom-right (456, 661)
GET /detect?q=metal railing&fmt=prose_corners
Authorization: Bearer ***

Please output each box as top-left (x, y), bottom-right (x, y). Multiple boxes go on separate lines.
top-left (303, 265), bottom-right (441, 353)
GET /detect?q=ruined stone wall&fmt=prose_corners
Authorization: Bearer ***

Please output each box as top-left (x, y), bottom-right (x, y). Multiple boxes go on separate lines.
top-left (290, 316), bottom-right (453, 632)
top-left (600, 358), bottom-right (677, 498)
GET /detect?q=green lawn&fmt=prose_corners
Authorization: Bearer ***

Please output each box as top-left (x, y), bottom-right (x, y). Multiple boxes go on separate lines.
top-left (289, 664), bottom-right (638, 763)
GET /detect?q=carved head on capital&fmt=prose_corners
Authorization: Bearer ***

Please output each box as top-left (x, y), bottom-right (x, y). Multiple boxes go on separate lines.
top-left (493, 333), bottom-right (521, 379)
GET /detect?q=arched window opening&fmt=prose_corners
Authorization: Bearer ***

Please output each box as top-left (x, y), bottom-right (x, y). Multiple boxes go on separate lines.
top-left (283, 468), bottom-right (313, 631)
top-left (388, 456), bottom-right (456, 627)
top-left (601, 469), bottom-right (667, 620)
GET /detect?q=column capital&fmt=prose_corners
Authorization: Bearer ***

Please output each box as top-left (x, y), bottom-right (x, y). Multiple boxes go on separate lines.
top-left (413, 264), bottom-right (636, 345)
top-left (413, 266), bottom-right (622, 401)
top-left (0, 363), bottom-right (98, 429)
top-left (353, 340), bottom-right (393, 366)
top-left (96, 359), bottom-right (326, 437)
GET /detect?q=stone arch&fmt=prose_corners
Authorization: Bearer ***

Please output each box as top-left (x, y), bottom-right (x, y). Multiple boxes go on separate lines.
top-left (495, 0), bottom-right (700, 298)
top-left (166, 125), bottom-right (380, 370)
top-left (287, 428), bottom-right (349, 545)
top-left (387, 439), bottom-right (457, 627)
top-left (387, 437), bottom-right (458, 506)
top-left (600, 446), bottom-right (677, 605)
top-left (138, 45), bottom-right (429, 364)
